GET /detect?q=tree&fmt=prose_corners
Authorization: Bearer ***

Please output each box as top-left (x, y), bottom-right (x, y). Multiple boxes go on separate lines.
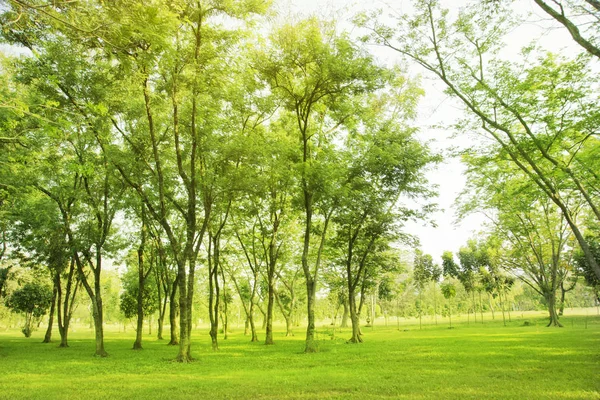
top-left (443, 241), bottom-right (488, 324)
top-left (5, 282), bottom-right (53, 337)
top-left (331, 75), bottom-right (436, 342)
top-left (574, 234), bottom-right (600, 302)
top-left (118, 218), bottom-right (158, 350)
top-left (256, 17), bottom-right (387, 352)
top-left (485, 0), bottom-right (600, 60)
top-left (414, 250), bottom-right (434, 330)
top-left (358, 0), bottom-right (600, 281)
top-left (461, 161), bottom-right (575, 327)
top-left (440, 281), bottom-right (456, 329)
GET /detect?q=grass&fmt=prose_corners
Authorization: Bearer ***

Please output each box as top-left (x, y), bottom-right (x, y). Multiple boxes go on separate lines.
top-left (0, 310), bottom-right (599, 399)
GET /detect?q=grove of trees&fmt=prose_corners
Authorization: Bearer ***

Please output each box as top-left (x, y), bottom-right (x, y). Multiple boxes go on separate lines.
top-left (0, 0), bottom-right (598, 361)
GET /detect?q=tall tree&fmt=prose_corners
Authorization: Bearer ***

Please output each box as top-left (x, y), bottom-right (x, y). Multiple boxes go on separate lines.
top-left (256, 17), bottom-right (386, 352)
top-left (358, 0), bottom-right (600, 280)
top-left (460, 158), bottom-right (576, 327)
top-left (414, 250), bottom-right (433, 330)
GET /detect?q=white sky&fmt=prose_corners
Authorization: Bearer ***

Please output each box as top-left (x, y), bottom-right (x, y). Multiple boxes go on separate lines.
top-left (283, 0), bottom-right (578, 264)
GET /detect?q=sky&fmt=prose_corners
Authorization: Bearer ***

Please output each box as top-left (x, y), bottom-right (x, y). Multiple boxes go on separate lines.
top-left (282, 0), bottom-right (577, 263)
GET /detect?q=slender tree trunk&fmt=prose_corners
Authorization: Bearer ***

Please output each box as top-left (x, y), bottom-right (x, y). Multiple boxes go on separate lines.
top-left (500, 292), bottom-right (506, 327)
top-left (175, 254), bottom-right (193, 361)
top-left (304, 277), bottom-right (318, 352)
top-left (168, 282), bottom-right (179, 346)
top-left (249, 302), bottom-right (258, 342)
top-left (506, 293), bottom-right (512, 322)
top-left (348, 291), bottom-right (362, 343)
top-left (154, 253), bottom-right (167, 341)
top-left (208, 234), bottom-right (220, 351)
top-left (265, 280), bottom-right (275, 345)
top-left (341, 300), bottom-right (349, 328)
top-left (220, 269), bottom-right (228, 340)
top-left (433, 283), bottom-right (438, 325)
top-left (488, 293), bottom-right (495, 319)
top-left (23, 312), bottom-right (33, 337)
top-left (472, 291), bottom-right (477, 325)
top-left (256, 304), bottom-right (267, 330)
top-left (479, 291), bottom-right (484, 324)
top-left (89, 252), bottom-right (108, 357)
top-left (221, 298), bottom-right (228, 340)
top-left (157, 309), bottom-right (165, 340)
top-left (419, 289), bottom-right (423, 330)
top-left (467, 301), bottom-right (470, 325)
top-left (275, 290), bottom-right (294, 337)
top-left (133, 215), bottom-right (147, 350)
top-left (559, 285), bottom-right (567, 316)
top-left (57, 261), bottom-right (78, 348)
top-left (42, 276), bottom-right (58, 343)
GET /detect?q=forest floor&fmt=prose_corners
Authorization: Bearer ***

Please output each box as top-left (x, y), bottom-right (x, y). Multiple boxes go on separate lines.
top-left (0, 309), bottom-right (599, 399)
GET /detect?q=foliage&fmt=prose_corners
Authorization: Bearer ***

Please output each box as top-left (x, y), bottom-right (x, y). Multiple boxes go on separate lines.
top-left (357, 0), bottom-right (600, 281)
top-left (441, 282), bottom-right (457, 300)
top-left (574, 234), bottom-right (600, 296)
top-left (4, 281), bottom-right (53, 337)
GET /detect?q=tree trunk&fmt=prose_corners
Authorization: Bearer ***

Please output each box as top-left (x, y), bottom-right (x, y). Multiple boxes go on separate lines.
top-left (221, 303), bottom-right (229, 340)
top-left (545, 291), bottom-right (563, 327)
top-left (419, 289), bottom-right (422, 330)
top-left (472, 291), bottom-right (477, 325)
top-left (341, 300), bottom-right (349, 328)
top-left (433, 283), bottom-right (438, 325)
top-left (155, 254), bottom-right (167, 341)
top-left (248, 305), bottom-right (258, 342)
top-left (208, 234), bottom-right (220, 352)
top-left (168, 283), bottom-right (179, 346)
top-left (479, 291), bottom-right (484, 324)
top-left (175, 258), bottom-right (191, 361)
top-left (284, 315), bottom-right (293, 337)
top-left (42, 277), bottom-right (58, 343)
top-left (256, 304), bottom-right (267, 330)
top-left (91, 294), bottom-right (107, 357)
top-left (559, 285), bottom-right (567, 316)
top-left (57, 260), bottom-right (78, 348)
top-left (448, 299), bottom-right (452, 329)
top-left (91, 253), bottom-right (108, 357)
top-left (265, 279), bottom-right (275, 345)
top-left (348, 291), bottom-right (362, 343)
top-left (304, 277), bottom-right (318, 352)
top-left (58, 317), bottom-right (70, 348)
top-left (500, 292), bottom-right (506, 327)
top-left (506, 294), bottom-right (512, 322)
top-left (133, 221), bottom-right (146, 350)
top-left (249, 303), bottom-right (258, 342)
top-left (275, 289), bottom-right (294, 337)
top-left (157, 311), bottom-right (164, 340)
top-left (23, 312), bottom-right (33, 337)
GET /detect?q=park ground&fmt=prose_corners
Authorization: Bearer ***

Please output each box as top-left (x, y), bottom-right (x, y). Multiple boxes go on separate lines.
top-left (0, 309), bottom-right (599, 400)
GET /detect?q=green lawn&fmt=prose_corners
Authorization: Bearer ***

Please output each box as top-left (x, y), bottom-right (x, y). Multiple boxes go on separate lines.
top-left (0, 312), bottom-right (599, 399)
